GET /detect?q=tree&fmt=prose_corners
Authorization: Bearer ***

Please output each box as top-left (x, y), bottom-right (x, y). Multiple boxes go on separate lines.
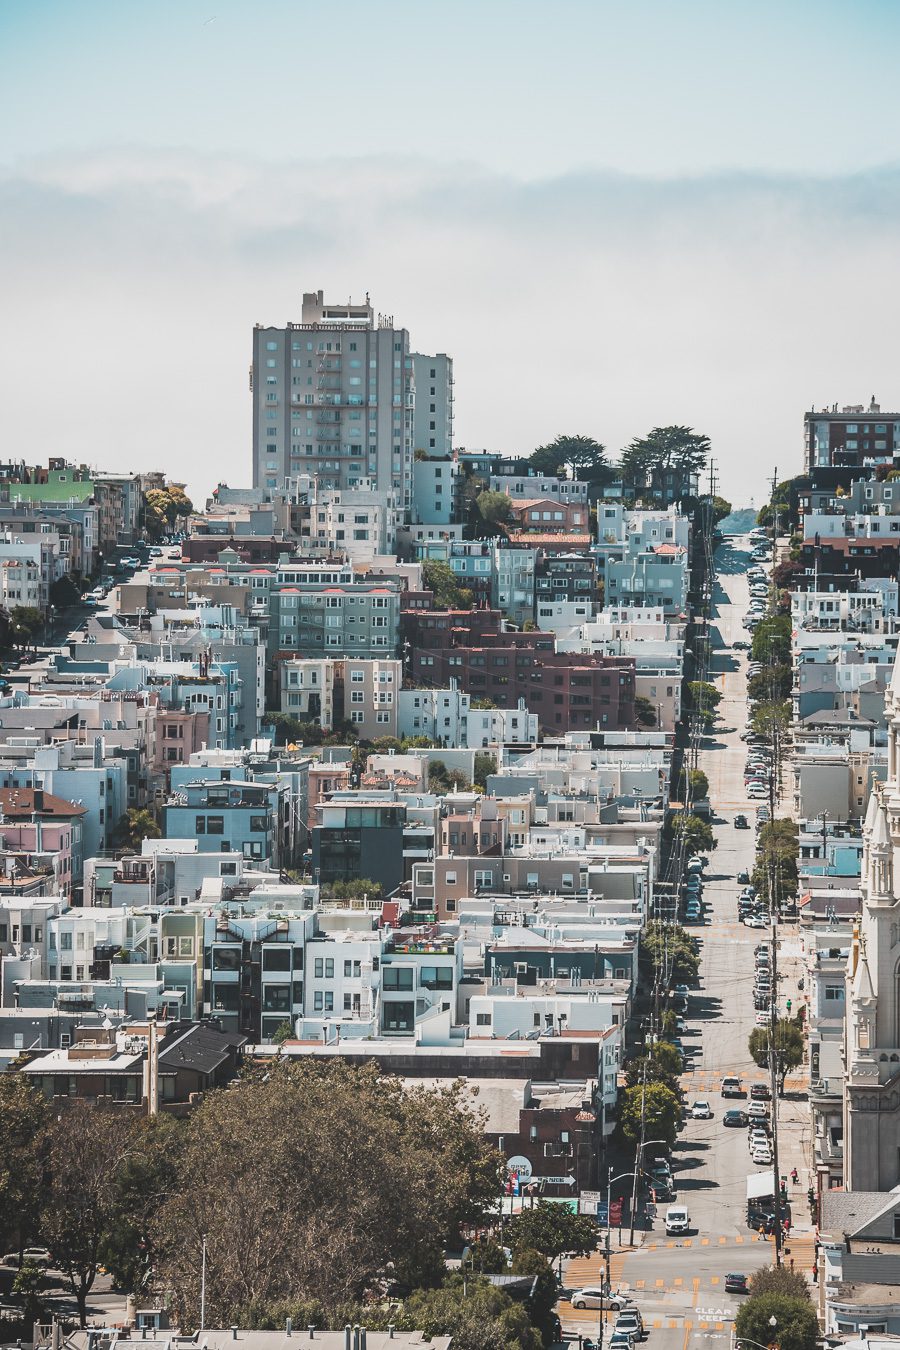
top-left (634, 695), bottom-right (657, 727)
top-left (0, 1076), bottom-right (49, 1258)
top-left (748, 666), bottom-right (792, 702)
top-left (429, 759), bottom-right (471, 794)
top-left (143, 486), bottom-right (194, 540)
top-left (401, 1275), bottom-right (541, 1350)
top-left (153, 1061), bottom-right (502, 1326)
top-left (747, 1265), bottom-right (811, 1302)
top-left (687, 680), bottom-right (722, 727)
top-left (619, 427), bottom-right (710, 499)
top-left (619, 1081), bottom-right (681, 1150)
top-left (9, 605), bottom-right (43, 647)
top-left (712, 496), bottom-right (733, 524)
top-left (510, 1248), bottom-right (563, 1347)
top-left (116, 807), bottom-right (161, 850)
top-left (624, 1041), bottom-right (682, 1089)
top-left (751, 614), bottom-right (792, 666)
top-left (528, 435), bottom-right (613, 501)
top-left (671, 812), bottom-right (717, 855)
top-left (99, 1114), bottom-right (185, 1296)
top-left (750, 699), bottom-right (792, 744)
top-left (753, 818), bottom-right (799, 906)
top-left (734, 1293), bottom-right (818, 1350)
top-left (473, 752), bottom-right (497, 790)
top-left (641, 921), bottom-right (700, 986)
top-left (679, 767), bottom-right (708, 803)
top-left (423, 560), bottom-right (474, 610)
top-left (49, 574), bottom-right (82, 608)
top-left (320, 878), bottom-right (384, 903)
top-left (748, 1018), bottom-right (805, 1094)
top-left (772, 559), bottom-right (804, 591)
top-left (475, 490), bottom-right (515, 527)
top-left (41, 1104), bottom-right (138, 1326)
top-left (272, 1020), bottom-right (294, 1045)
top-left (504, 1200), bottom-right (597, 1260)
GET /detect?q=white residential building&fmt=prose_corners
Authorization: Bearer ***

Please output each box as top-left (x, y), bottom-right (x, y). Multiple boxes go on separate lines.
top-left (252, 289), bottom-right (415, 510)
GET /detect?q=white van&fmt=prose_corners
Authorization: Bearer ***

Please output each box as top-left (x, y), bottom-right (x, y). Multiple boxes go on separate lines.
top-left (665, 1205), bottom-right (690, 1235)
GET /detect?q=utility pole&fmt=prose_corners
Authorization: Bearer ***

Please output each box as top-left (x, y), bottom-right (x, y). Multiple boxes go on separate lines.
top-left (820, 811), bottom-right (829, 867)
top-left (200, 1233), bottom-right (208, 1330)
top-left (628, 1059), bottom-right (648, 1247)
top-left (768, 920), bottom-right (784, 1266)
top-left (769, 465), bottom-right (779, 546)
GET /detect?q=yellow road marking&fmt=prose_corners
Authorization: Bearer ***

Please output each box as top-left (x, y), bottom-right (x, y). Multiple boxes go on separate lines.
top-left (711, 1276), bottom-right (720, 1285)
top-left (716, 1323), bottom-right (724, 1331)
top-left (701, 1237), bottom-right (710, 1246)
top-left (736, 1235), bottom-right (744, 1244)
top-left (674, 1277), bottom-right (683, 1287)
top-left (635, 1280), bottom-right (645, 1290)
top-left (655, 1278), bottom-right (665, 1287)
top-left (718, 1236), bottom-right (728, 1245)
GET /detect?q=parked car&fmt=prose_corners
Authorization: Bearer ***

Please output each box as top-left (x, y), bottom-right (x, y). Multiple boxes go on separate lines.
top-left (751, 1147), bottom-right (773, 1166)
top-left (1, 1247), bottom-right (51, 1269)
top-left (614, 1312), bottom-right (645, 1341)
top-left (750, 1083), bottom-right (771, 1101)
top-left (748, 1102), bottom-right (769, 1120)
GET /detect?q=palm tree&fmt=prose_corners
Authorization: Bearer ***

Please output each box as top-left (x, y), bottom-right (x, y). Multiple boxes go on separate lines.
top-left (117, 807), bottom-right (161, 850)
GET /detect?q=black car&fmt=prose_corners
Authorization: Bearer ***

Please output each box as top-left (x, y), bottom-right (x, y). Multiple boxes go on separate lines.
top-left (723, 1109), bottom-right (749, 1127)
top-left (724, 1273), bottom-right (749, 1294)
top-left (734, 814), bottom-right (749, 829)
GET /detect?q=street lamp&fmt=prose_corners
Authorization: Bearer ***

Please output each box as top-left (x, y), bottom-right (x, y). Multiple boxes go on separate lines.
top-left (628, 1138), bottom-right (669, 1247)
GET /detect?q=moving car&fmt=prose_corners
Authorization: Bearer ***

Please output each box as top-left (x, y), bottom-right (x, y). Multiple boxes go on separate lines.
top-left (721, 1076), bottom-right (743, 1097)
top-left (724, 1273), bottom-right (749, 1294)
top-left (734, 815), bottom-right (749, 829)
top-left (750, 1083), bottom-right (771, 1101)
top-left (1, 1247), bottom-right (51, 1268)
top-left (665, 1205), bottom-right (690, 1235)
top-left (723, 1109), bottom-right (749, 1127)
top-left (738, 870), bottom-right (751, 884)
top-left (570, 1288), bottom-right (633, 1311)
top-left (691, 1100), bottom-right (712, 1119)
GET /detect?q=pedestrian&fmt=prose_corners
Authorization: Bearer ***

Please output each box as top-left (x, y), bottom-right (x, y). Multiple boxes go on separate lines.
top-left (790, 1167), bottom-right (799, 1185)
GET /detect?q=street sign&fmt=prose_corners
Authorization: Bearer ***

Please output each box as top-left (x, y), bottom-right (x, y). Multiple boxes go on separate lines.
top-left (506, 1156), bottom-right (532, 1180)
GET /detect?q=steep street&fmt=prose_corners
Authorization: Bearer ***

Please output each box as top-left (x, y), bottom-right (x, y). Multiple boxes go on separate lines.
top-left (560, 534), bottom-right (814, 1350)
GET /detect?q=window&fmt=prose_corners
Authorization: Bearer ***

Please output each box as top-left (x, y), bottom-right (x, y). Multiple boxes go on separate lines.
top-left (263, 947), bottom-right (292, 972)
top-left (476, 1012), bottom-right (491, 1026)
top-left (212, 947), bottom-right (241, 972)
top-left (383, 966), bottom-right (414, 990)
top-left (206, 815), bottom-right (224, 835)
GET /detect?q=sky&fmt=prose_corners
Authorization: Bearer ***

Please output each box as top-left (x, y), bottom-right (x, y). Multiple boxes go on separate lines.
top-left (2, 0), bottom-right (900, 506)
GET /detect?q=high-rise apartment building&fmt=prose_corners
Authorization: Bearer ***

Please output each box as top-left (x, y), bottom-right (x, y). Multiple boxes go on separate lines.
top-left (412, 353), bottom-right (454, 454)
top-left (251, 291), bottom-right (415, 510)
top-left (804, 399), bottom-right (900, 473)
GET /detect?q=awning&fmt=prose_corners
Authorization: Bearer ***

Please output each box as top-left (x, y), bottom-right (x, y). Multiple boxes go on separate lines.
top-left (746, 1170), bottom-right (776, 1202)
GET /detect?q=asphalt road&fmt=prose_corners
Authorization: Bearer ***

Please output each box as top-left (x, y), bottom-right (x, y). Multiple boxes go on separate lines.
top-left (560, 535), bottom-right (814, 1350)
